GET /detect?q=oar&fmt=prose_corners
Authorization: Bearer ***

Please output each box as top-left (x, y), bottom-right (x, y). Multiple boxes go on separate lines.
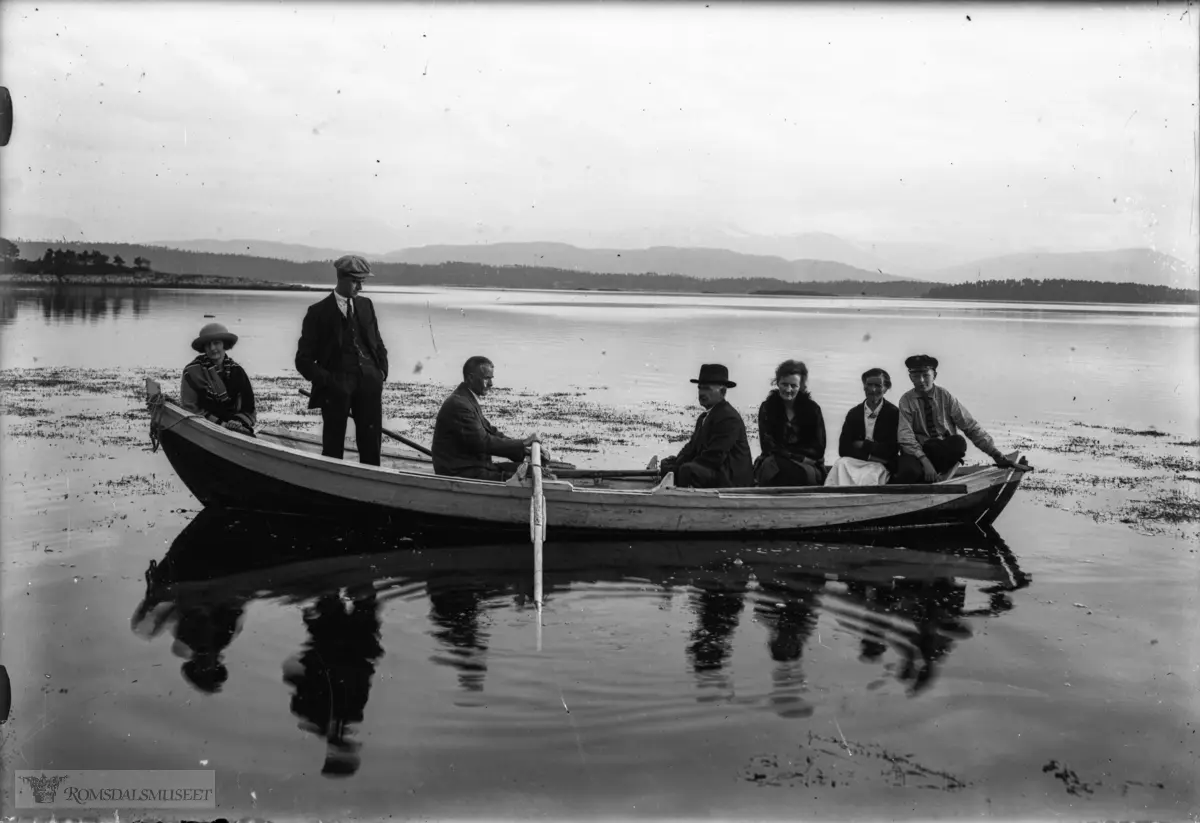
top-left (530, 442), bottom-right (546, 616)
top-left (299, 388), bottom-right (434, 458)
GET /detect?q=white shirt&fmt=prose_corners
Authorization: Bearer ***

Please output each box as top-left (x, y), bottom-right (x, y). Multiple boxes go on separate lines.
top-left (332, 291), bottom-right (353, 318)
top-left (864, 402), bottom-right (882, 441)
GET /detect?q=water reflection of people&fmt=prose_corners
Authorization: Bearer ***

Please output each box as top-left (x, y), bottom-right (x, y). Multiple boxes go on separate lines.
top-left (131, 594), bottom-right (246, 696)
top-left (426, 576), bottom-right (501, 693)
top-left (840, 576), bottom-right (973, 695)
top-left (754, 570), bottom-right (820, 718)
top-left (282, 587), bottom-right (384, 778)
top-left (173, 602), bottom-right (246, 694)
top-left (686, 565), bottom-right (750, 698)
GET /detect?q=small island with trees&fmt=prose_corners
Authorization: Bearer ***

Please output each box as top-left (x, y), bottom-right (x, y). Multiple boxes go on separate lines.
top-left (0, 239), bottom-right (318, 291)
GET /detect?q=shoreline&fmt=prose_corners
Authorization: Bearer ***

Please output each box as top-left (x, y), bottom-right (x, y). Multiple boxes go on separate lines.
top-left (0, 273), bottom-right (322, 291)
top-left (2, 274), bottom-right (1196, 307)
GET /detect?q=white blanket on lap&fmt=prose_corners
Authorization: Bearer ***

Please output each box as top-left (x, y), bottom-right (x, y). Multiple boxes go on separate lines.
top-left (824, 456), bottom-right (890, 487)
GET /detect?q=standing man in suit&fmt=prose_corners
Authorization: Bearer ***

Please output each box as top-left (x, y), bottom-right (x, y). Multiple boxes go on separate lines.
top-left (658, 364), bottom-right (754, 488)
top-left (431, 355), bottom-right (549, 480)
top-left (295, 255), bottom-right (390, 466)
top-left (824, 367), bottom-right (901, 486)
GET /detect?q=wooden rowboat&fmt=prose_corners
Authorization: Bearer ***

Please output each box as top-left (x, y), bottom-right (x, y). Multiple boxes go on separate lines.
top-left (146, 380), bottom-right (1028, 536)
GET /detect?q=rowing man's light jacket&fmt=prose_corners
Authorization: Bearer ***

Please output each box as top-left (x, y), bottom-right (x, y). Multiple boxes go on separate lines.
top-left (896, 385), bottom-right (998, 460)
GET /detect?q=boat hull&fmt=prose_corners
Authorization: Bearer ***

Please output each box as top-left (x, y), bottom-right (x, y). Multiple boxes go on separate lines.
top-left (153, 398), bottom-right (1025, 537)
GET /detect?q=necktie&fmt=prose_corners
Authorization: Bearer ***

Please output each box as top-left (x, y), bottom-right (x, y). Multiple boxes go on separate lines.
top-left (346, 298), bottom-right (354, 320)
top-left (919, 394), bottom-right (939, 438)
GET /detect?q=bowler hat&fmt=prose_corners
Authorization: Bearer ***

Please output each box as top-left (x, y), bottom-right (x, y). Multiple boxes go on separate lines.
top-left (905, 354), bottom-right (939, 371)
top-left (690, 363), bottom-right (737, 388)
top-left (333, 255), bottom-right (374, 279)
top-left (191, 322), bottom-right (238, 352)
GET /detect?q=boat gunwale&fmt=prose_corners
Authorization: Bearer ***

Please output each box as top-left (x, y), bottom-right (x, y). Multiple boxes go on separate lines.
top-left (160, 399), bottom-right (1014, 505)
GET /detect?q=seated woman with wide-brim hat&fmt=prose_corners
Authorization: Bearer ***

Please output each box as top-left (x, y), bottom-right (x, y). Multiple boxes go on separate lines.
top-left (180, 322), bottom-right (257, 436)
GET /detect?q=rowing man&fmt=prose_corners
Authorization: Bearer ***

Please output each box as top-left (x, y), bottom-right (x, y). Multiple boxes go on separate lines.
top-left (431, 356), bottom-right (551, 481)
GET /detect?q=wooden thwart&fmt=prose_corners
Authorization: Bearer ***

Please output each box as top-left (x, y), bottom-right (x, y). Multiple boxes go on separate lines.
top-left (554, 468), bottom-right (661, 479)
top-left (718, 483), bottom-right (970, 496)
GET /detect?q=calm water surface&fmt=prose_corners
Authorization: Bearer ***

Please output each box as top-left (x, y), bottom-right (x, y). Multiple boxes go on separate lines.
top-left (1, 285), bottom-right (1197, 434)
top-left (0, 285), bottom-right (1197, 821)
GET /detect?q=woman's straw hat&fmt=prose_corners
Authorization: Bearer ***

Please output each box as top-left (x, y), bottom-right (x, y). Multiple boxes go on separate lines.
top-left (191, 322), bottom-right (238, 352)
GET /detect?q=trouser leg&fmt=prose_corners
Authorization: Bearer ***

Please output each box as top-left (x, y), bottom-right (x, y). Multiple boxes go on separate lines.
top-left (321, 377), bottom-right (353, 460)
top-left (350, 369), bottom-right (383, 466)
top-left (453, 464), bottom-right (511, 481)
top-left (892, 454), bottom-right (927, 484)
top-left (676, 461), bottom-right (719, 489)
top-left (924, 435), bottom-right (967, 473)
top-left (892, 436), bottom-right (968, 483)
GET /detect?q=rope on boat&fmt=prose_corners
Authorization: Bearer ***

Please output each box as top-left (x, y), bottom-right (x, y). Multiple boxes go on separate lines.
top-left (147, 391), bottom-right (166, 453)
top-left (145, 381), bottom-right (205, 452)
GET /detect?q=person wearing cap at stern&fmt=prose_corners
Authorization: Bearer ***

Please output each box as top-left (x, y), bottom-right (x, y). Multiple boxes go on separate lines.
top-left (181, 322), bottom-right (256, 436)
top-left (893, 353), bottom-right (1022, 484)
top-left (295, 255), bottom-right (390, 466)
top-left (658, 364), bottom-right (754, 489)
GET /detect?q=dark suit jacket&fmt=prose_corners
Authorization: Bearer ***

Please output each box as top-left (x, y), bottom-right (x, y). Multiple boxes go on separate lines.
top-left (673, 399), bottom-right (754, 487)
top-left (431, 383), bottom-right (528, 476)
top-left (838, 399), bottom-right (900, 469)
top-left (295, 294), bottom-right (389, 409)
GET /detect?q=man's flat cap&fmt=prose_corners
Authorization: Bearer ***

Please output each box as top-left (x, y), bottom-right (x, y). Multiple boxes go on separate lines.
top-left (333, 255), bottom-right (374, 278)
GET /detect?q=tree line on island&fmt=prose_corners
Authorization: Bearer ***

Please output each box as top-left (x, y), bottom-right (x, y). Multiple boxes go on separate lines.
top-left (2, 239), bottom-right (1196, 304)
top-left (924, 278), bottom-right (1197, 304)
top-left (1, 239), bottom-right (151, 276)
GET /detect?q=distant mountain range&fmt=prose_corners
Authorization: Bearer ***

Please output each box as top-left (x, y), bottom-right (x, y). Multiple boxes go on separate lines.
top-left (143, 238), bottom-right (1199, 289)
top-left (139, 239), bottom-right (906, 283)
top-left (11, 235), bottom-right (1198, 290)
top-left (151, 232), bottom-right (966, 274)
top-left (9, 239), bottom-right (1198, 304)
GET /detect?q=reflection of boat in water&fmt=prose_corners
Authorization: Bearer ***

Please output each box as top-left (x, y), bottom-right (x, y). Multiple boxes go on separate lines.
top-left (132, 510), bottom-right (1031, 775)
top-left (146, 381), bottom-right (1028, 534)
top-left (136, 509), bottom-right (1029, 603)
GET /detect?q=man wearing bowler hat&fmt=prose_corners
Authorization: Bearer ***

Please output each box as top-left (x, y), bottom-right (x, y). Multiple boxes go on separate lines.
top-left (295, 255), bottom-right (390, 466)
top-left (893, 353), bottom-right (1024, 484)
top-left (658, 364), bottom-right (754, 489)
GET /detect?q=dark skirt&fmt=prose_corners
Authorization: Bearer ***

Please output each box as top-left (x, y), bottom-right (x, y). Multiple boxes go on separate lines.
top-left (754, 453), bottom-right (826, 487)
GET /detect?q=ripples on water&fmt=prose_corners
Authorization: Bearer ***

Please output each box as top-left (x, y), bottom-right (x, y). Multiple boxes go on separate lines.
top-left (132, 510), bottom-right (1029, 773)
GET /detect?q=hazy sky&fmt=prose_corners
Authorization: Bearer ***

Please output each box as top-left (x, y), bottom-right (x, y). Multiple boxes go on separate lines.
top-left (2, 2), bottom-right (1197, 261)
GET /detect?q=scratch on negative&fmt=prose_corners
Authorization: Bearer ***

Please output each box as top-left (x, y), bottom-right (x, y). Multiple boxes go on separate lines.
top-left (426, 301), bottom-right (438, 353)
top-left (559, 686), bottom-right (589, 771)
top-left (833, 719), bottom-right (852, 756)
